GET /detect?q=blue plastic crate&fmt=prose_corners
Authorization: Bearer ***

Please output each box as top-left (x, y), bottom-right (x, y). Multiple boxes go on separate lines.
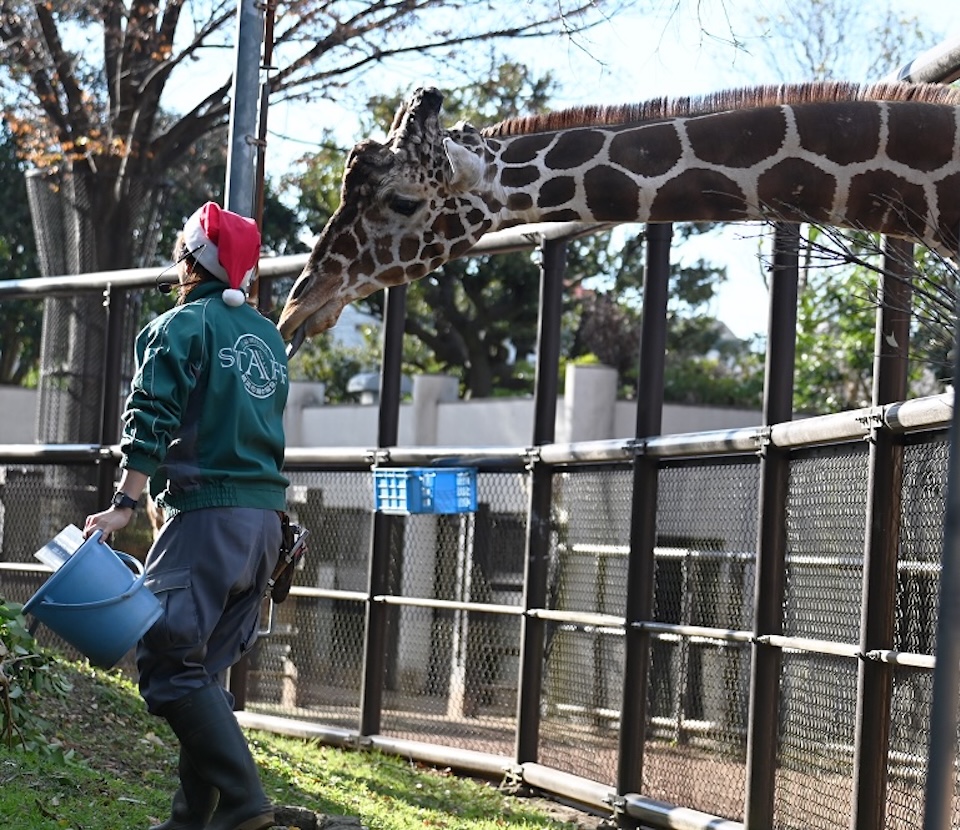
top-left (374, 467), bottom-right (477, 515)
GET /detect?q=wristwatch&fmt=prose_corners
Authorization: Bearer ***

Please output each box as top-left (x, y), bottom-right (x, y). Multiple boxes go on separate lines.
top-left (111, 491), bottom-right (138, 511)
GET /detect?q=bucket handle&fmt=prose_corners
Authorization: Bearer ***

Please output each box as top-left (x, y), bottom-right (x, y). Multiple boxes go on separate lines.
top-left (37, 550), bottom-right (150, 611)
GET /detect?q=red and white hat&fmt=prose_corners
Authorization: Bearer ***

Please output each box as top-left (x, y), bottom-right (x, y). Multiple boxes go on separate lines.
top-left (182, 202), bottom-right (261, 307)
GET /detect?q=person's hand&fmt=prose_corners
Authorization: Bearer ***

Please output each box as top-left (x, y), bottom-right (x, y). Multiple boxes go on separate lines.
top-left (83, 506), bottom-right (133, 540)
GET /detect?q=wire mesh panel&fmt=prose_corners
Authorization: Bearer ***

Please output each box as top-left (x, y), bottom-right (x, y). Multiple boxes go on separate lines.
top-left (783, 444), bottom-right (868, 643)
top-left (244, 470), bottom-right (374, 728)
top-left (886, 666), bottom-right (934, 829)
top-left (640, 457), bottom-right (759, 820)
top-left (885, 433), bottom-right (950, 828)
top-left (775, 653), bottom-right (858, 830)
top-left (540, 464), bottom-right (633, 786)
top-left (378, 472), bottom-right (527, 754)
top-left (0, 463), bottom-right (100, 565)
top-left (897, 436), bottom-right (947, 657)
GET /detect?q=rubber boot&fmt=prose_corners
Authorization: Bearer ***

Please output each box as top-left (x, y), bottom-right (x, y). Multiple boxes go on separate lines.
top-left (151, 748), bottom-right (218, 830)
top-left (162, 685), bottom-right (274, 830)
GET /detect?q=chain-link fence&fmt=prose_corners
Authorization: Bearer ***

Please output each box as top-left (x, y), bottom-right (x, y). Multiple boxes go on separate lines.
top-left (1, 404), bottom-right (953, 830)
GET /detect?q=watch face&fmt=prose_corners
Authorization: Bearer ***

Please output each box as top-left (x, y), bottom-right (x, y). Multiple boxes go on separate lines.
top-left (113, 492), bottom-right (136, 509)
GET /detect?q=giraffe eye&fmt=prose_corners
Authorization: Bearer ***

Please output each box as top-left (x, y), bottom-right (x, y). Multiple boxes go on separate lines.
top-left (388, 195), bottom-right (423, 217)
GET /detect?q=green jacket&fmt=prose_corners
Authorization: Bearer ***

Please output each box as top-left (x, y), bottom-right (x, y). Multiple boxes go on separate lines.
top-left (120, 280), bottom-right (289, 515)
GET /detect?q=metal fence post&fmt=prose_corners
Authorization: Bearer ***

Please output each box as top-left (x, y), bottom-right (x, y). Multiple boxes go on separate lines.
top-left (744, 223), bottom-right (799, 829)
top-left (617, 222), bottom-right (672, 806)
top-left (360, 284), bottom-right (407, 735)
top-left (851, 238), bottom-right (912, 828)
top-left (515, 237), bottom-right (565, 763)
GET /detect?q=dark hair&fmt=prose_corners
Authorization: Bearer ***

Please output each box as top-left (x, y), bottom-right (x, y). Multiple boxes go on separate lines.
top-left (171, 234), bottom-right (216, 305)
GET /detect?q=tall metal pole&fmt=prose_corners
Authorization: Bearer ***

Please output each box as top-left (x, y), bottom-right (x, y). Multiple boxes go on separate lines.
top-left (360, 284), bottom-right (407, 736)
top-left (515, 237), bottom-right (565, 763)
top-left (226, 0), bottom-right (264, 709)
top-left (851, 238), bottom-right (912, 830)
top-left (744, 223), bottom-right (799, 829)
top-left (922, 271), bottom-right (960, 830)
top-left (224, 0), bottom-right (263, 217)
top-left (617, 222), bottom-right (672, 804)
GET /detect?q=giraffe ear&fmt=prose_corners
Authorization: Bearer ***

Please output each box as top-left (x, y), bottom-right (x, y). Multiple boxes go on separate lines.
top-left (443, 137), bottom-right (484, 193)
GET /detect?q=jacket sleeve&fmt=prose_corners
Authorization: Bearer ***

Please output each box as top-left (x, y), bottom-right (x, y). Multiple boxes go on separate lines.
top-left (120, 310), bottom-right (202, 477)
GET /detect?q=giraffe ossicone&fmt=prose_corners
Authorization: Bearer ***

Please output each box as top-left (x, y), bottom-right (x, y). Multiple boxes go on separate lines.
top-left (278, 81), bottom-right (960, 354)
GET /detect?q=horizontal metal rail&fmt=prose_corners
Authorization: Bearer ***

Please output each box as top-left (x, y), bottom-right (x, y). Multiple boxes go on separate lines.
top-left (0, 391), bottom-right (951, 468)
top-left (0, 222), bottom-right (611, 300)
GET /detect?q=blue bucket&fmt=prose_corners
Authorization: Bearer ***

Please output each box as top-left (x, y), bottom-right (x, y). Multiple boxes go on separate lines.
top-left (23, 530), bottom-right (162, 669)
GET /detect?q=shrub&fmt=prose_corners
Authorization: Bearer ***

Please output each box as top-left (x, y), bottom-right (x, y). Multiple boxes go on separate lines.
top-left (0, 597), bottom-right (72, 755)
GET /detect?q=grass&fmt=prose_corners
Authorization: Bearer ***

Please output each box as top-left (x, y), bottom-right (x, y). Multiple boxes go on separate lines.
top-left (0, 658), bottom-right (592, 830)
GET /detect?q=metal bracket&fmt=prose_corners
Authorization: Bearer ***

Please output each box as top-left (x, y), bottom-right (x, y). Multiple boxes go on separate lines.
top-left (756, 425), bottom-right (774, 458)
top-left (854, 406), bottom-right (885, 443)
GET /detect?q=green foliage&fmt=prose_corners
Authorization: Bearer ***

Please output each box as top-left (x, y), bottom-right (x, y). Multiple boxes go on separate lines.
top-left (565, 225), bottom-right (764, 407)
top-left (0, 598), bottom-right (71, 756)
top-left (792, 225), bottom-right (955, 414)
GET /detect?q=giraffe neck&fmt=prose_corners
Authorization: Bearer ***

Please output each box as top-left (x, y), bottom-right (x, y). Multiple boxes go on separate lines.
top-left (480, 98), bottom-right (960, 255)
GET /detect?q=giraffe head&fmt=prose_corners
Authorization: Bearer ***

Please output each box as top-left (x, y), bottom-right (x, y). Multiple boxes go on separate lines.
top-left (278, 87), bottom-right (491, 354)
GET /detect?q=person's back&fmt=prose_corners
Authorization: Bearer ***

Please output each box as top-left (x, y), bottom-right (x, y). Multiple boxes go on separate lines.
top-left (84, 202), bottom-right (287, 830)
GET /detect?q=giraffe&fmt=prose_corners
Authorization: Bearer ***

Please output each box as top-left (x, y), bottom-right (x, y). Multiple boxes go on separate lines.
top-left (277, 81), bottom-right (960, 354)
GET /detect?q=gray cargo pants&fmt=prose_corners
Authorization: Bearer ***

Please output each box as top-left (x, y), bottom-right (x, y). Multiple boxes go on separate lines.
top-left (136, 506), bottom-right (282, 713)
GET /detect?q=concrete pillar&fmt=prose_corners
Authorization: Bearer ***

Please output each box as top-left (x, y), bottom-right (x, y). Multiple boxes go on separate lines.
top-left (411, 374), bottom-right (459, 446)
top-left (564, 363), bottom-right (618, 442)
top-left (395, 374), bottom-right (459, 693)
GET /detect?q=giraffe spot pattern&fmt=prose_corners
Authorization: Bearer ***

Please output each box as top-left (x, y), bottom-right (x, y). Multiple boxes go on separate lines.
top-left (545, 131), bottom-right (607, 170)
top-left (538, 176), bottom-right (577, 209)
top-left (757, 159), bottom-right (836, 223)
top-left (886, 104), bottom-right (956, 172)
top-left (794, 102), bottom-right (880, 165)
top-left (649, 169), bottom-right (747, 222)
top-left (685, 107), bottom-right (788, 168)
top-left (583, 167), bottom-right (639, 220)
top-left (608, 124), bottom-right (682, 177)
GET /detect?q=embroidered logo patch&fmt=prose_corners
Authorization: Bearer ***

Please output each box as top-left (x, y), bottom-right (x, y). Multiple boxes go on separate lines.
top-left (218, 334), bottom-right (287, 399)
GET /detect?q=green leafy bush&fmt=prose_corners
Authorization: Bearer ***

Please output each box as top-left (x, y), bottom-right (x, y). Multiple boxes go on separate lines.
top-left (0, 597), bottom-right (72, 755)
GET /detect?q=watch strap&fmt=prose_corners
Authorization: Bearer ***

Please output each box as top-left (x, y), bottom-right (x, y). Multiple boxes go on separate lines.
top-left (111, 491), bottom-right (138, 510)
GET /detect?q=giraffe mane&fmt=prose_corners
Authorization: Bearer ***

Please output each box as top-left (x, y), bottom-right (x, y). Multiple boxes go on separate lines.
top-left (481, 81), bottom-right (960, 137)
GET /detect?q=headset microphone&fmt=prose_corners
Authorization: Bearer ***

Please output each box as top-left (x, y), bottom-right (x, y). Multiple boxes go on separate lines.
top-left (156, 279), bottom-right (174, 295)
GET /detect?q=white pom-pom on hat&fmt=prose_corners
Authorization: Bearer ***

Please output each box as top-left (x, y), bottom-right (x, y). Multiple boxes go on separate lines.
top-left (182, 202), bottom-right (261, 307)
top-left (221, 288), bottom-right (247, 307)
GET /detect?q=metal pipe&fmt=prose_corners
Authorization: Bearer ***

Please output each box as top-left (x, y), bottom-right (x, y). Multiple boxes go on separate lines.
top-left (235, 710), bottom-right (360, 749)
top-left (515, 236), bottom-right (565, 764)
top-left (371, 736), bottom-right (512, 781)
top-left (882, 34), bottom-right (960, 84)
top-left (755, 634), bottom-right (861, 659)
top-left (922, 307), bottom-right (960, 830)
top-left (373, 595), bottom-right (523, 616)
top-left (621, 793), bottom-right (744, 830)
top-left (520, 763), bottom-right (615, 817)
top-left (617, 222), bottom-right (672, 799)
top-left (224, 0), bottom-right (263, 215)
top-left (0, 223), bottom-right (606, 299)
top-left (360, 284), bottom-right (407, 736)
top-left (852, 237), bottom-right (912, 829)
top-left (744, 223), bottom-right (799, 829)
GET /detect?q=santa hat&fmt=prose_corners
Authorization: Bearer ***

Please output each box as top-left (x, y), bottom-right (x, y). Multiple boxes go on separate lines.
top-left (182, 202), bottom-right (261, 307)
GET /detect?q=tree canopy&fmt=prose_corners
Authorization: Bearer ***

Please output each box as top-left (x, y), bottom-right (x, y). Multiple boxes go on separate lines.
top-left (0, 0), bottom-right (630, 271)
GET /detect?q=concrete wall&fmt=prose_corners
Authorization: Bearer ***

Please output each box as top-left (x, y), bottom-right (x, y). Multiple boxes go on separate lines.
top-left (0, 365), bottom-right (762, 448)
top-left (300, 364), bottom-right (762, 448)
top-left (0, 386), bottom-right (39, 443)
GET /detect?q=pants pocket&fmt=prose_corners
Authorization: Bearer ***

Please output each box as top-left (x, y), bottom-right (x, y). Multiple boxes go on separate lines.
top-left (142, 567), bottom-right (200, 652)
